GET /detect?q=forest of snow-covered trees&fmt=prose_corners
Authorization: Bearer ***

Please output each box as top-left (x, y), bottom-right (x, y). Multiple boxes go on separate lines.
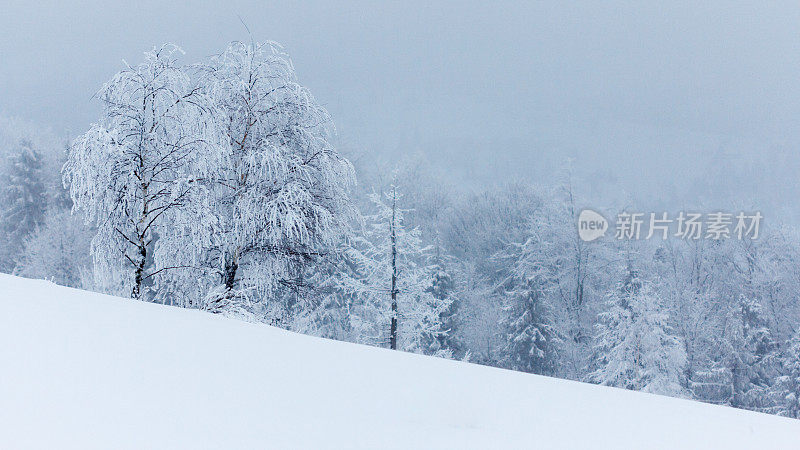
top-left (2, 41), bottom-right (800, 420)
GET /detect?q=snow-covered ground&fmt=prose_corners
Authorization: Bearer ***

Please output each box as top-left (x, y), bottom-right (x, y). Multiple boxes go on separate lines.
top-left (1, 273), bottom-right (798, 449)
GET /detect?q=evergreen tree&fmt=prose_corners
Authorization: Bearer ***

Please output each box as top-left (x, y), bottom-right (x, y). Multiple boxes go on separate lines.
top-left (499, 270), bottom-right (558, 375)
top-left (495, 177), bottom-right (604, 379)
top-left (589, 271), bottom-right (687, 397)
top-left (0, 140), bottom-right (47, 272)
top-left (723, 296), bottom-right (780, 412)
top-left (425, 238), bottom-right (460, 355)
top-left (14, 209), bottom-right (93, 288)
top-left (773, 331), bottom-right (800, 418)
top-left (351, 187), bottom-right (452, 355)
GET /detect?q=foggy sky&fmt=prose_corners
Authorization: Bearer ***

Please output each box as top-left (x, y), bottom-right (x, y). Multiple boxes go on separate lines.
top-left (2, 1), bottom-right (800, 217)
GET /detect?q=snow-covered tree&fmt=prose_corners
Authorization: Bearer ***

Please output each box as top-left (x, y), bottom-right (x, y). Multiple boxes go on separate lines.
top-left (450, 262), bottom-right (504, 365)
top-left (172, 41), bottom-right (355, 315)
top-left (496, 175), bottom-right (607, 378)
top-left (14, 209), bottom-right (93, 288)
top-left (287, 238), bottom-right (373, 342)
top-left (444, 182), bottom-right (541, 278)
top-left (351, 188), bottom-right (451, 355)
top-left (772, 331), bottom-right (800, 418)
top-left (651, 238), bottom-right (724, 402)
top-left (426, 239), bottom-right (460, 355)
top-left (589, 271), bottom-right (687, 397)
top-left (64, 44), bottom-right (218, 300)
top-left (695, 237), bottom-right (782, 413)
top-left (0, 139), bottom-right (47, 272)
top-left (498, 265), bottom-right (559, 375)
top-left (720, 295), bottom-right (780, 412)
top-left (0, 115), bottom-right (68, 210)
top-left (440, 183), bottom-right (542, 364)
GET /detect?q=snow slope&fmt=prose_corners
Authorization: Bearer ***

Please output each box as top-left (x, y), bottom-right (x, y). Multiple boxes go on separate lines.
top-left (1, 274), bottom-right (798, 449)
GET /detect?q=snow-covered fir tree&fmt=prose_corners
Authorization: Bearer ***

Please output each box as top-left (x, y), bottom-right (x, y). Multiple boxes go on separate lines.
top-left (702, 238), bottom-right (782, 413)
top-left (589, 270), bottom-right (687, 397)
top-left (0, 139), bottom-right (47, 272)
top-left (290, 238), bottom-right (374, 342)
top-left (495, 209), bottom-right (560, 375)
top-left (772, 331), bottom-right (800, 418)
top-left (351, 187), bottom-right (451, 355)
top-left (14, 209), bottom-right (93, 288)
top-left (425, 237), bottom-right (460, 355)
top-left (496, 174), bottom-right (604, 378)
top-left (650, 238), bottom-right (726, 404)
top-left (450, 262), bottom-right (504, 365)
top-left (498, 266), bottom-right (558, 375)
top-left (721, 295), bottom-right (780, 412)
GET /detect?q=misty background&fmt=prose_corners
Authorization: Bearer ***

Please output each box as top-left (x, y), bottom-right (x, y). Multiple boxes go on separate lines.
top-left (2, 0), bottom-right (800, 220)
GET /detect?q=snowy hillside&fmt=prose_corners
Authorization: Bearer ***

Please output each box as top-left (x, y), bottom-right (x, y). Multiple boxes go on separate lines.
top-left (1, 274), bottom-right (798, 449)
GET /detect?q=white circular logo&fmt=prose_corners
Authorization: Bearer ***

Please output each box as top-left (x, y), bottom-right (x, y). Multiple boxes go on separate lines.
top-left (578, 209), bottom-right (608, 242)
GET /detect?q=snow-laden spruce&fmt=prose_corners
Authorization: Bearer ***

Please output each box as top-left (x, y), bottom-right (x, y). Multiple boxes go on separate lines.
top-left (15, 209), bottom-right (93, 288)
top-left (588, 271), bottom-right (688, 397)
top-left (772, 331), bottom-right (800, 418)
top-left (495, 170), bottom-right (612, 379)
top-left (344, 187), bottom-right (452, 354)
top-left (0, 140), bottom-right (47, 273)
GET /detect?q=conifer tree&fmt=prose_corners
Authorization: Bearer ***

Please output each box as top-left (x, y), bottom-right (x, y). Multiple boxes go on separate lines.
top-left (773, 331), bottom-right (800, 418)
top-left (589, 271), bottom-right (687, 397)
top-left (351, 187), bottom-right (451, 355)
top-left (0, 140), bottom-right (47, 272)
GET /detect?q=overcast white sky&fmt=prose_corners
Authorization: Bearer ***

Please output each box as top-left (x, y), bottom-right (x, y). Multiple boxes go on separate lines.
top-left (2, 1), bottom-right (800, 215)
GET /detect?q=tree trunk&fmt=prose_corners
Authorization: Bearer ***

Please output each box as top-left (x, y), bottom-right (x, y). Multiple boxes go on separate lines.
top-left (389, 187), bottom-right (398, 350)
top-left (223, 249), bottom-right (239, 291)
top-left (132, 152), bottom-right (149, 300)
top-left (132, 242), bottom-right (146, 299)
